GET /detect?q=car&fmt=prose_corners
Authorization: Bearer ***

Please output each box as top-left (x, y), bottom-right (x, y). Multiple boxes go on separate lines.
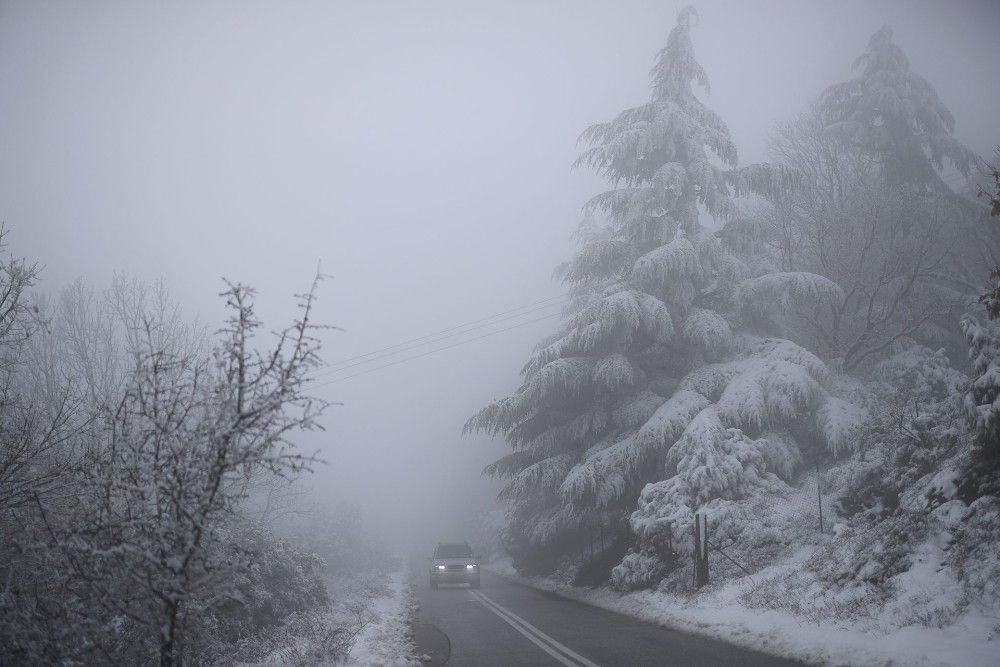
top-left (429, 542), bottom-right (480, 589)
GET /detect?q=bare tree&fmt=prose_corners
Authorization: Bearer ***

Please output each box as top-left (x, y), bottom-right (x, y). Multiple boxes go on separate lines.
top-left (739, 109), bottom-right (968, 371)
top-left (978, 147), bottom-right (1000, 318)
top-left (32, 275), bottom-right (330, 666)
top-left (0, 229), bottom-right (77, 515)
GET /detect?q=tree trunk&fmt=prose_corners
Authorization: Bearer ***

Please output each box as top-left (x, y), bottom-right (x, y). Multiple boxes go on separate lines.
top-left (160, 602), bottom-right (179, 667)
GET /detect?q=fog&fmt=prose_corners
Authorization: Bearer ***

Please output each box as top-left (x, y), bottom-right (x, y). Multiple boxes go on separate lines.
top-left (3, 0), bottom-right (999, 551)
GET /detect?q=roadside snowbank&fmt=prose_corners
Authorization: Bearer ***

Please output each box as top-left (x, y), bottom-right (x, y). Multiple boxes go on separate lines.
top-left (485, 556), bottom-right (998, 667)
top-left (342, 569), bottom-right (418, 666)
top-left (236, 567), bottom-right (417, 666)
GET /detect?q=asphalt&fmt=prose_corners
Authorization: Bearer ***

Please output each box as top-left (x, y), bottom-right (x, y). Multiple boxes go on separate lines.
top-left (409, 568), bottom-right (805, 666)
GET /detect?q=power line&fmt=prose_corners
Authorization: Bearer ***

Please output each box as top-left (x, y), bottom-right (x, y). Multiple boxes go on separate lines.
top-left (317, 293), bottom-right (568, 376)
top-left (312, 311), bottom-right (563, 387)
top-left (317, 298), bottom-right (566, 377)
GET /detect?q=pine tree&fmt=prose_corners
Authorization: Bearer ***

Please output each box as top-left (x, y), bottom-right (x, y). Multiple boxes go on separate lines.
top-left (820, 25), bottom-right (977, 192)
top-left (468, 6), bottom-right (859, 577)
top-left (962, 315), bottom-right (1000, 457)
top-left (726, 26), bottom-right (999, 370)
top-left (822, 25), bottom-right (999, 310)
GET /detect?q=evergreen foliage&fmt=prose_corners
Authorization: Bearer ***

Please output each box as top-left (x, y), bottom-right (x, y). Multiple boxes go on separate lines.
top-left (468, 6), bottom-right (863, 575)
top-left (724, 27), bottom-right (998, 370)
top-left (820, 25), bottom-right (977, 190)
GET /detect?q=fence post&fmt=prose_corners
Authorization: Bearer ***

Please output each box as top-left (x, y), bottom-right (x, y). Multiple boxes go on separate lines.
top-left (816, 461), bottom-right (824, 534)
top-left (693, 512), bottom-right (709, 588)
top-left (692, 514), bottom-right (699, 587)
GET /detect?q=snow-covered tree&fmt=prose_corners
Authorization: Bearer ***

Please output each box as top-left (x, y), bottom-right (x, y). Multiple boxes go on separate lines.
top-left (820, 25), bottom-right (976, 191)
top-left (724, 27), bottom-right (999, 370)
top-left (59, 279), bottom-right (327, 666)
top-left (2, 274), bottom-right (331, 665)
top-left (469, 6), bottom-right (861, 577)
top-left (822, 25), bottom-right (998, 293)
top-left (977, 148), bottom-right (1000, 318)
top-left (0, 241), bottom-right (66, 516)
top-left (962, 315), bottom-right (1000, 457)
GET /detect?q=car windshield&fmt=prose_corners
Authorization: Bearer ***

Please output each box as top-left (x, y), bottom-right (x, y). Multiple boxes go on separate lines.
top-left (435, 543), bottom-right (472, 558)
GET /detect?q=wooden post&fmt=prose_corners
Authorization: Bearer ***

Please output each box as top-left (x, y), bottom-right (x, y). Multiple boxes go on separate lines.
top-left (816, 461), bottom-right (824, 534)
top-left (692, 514), bottom-right (699, 587)
top-left (693, 513), bottom-right (709, 588)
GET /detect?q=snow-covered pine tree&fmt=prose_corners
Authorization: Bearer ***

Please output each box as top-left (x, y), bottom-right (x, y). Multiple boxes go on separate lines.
top-left (468, 6), bottom-right (860, 579)
top-left (962, 315), bottom-right (1000, 457)
top-left (820, 25), bottom-right (998, 302)
top-left (820, 25), bottom-right (977, 192)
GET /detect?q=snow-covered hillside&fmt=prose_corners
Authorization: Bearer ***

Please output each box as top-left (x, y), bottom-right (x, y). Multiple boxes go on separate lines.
top-left (469, 8), bottom-right (1000, 663)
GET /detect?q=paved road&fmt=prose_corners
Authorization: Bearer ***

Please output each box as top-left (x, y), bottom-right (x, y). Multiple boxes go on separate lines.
top-left (409, 569), bottom-right (803, 666)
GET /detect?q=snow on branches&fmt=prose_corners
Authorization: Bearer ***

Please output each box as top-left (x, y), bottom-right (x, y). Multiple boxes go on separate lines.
top-left (961, 316), bottom-right (1000, 453)
top-left (560, 434), bottom-right (638, 508)
top-left (736, 271), bottom-right (844, 316)
top-left (815, 395), bottom-right (866, 456)
top-left (681, 308), bottom-right (735, 353)
top-left (635, 389), bottom-right (710, 454)
top-left (469, 5), bottom-right (868, 573)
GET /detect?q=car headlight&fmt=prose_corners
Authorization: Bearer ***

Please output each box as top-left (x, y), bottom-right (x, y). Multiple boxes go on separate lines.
top-left (466, 564), bottom-right (477, 569)
top-left (436, 565), bottom-right (445, 570)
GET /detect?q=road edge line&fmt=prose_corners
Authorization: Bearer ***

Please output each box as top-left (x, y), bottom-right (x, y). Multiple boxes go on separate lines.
top-left (471, 590), bottom-right (601, 667)
top-left (469, 590), bottom-right (579, 666)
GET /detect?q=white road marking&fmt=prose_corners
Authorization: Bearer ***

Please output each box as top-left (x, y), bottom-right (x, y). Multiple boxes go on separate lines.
top-left (470, 590), bottom-right (577, 666)
top-left (471, 589), bottom-right (602, 667)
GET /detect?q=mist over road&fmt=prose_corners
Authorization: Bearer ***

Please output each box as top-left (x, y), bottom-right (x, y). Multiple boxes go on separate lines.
top-left (409, 568), bottom-right (802, 666)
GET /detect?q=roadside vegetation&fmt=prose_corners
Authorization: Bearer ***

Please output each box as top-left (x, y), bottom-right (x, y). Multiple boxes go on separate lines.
top-left (470, 6), bottom-right (1000, 653)
top-left (0, 262), bottom-right (411, 665)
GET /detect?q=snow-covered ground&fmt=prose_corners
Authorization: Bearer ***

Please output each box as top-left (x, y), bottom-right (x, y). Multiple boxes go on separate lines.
top-left (236, 567), bottom-right (417, 666)
top-left (486, 555), bottom-right (998, 667)
top-left (342, 569), bottom-right (418, 666)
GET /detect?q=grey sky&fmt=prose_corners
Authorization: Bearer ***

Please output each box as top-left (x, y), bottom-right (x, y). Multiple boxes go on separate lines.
top-left (2, 0), bottom-right (999, 541)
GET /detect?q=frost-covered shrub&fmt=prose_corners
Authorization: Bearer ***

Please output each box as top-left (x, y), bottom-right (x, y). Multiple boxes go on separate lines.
top-left (945, 495), bottom-right (1000, 608)
top-left (961, 316), bottom-right (1000, 456)
top-left (876, 345), bottom-right (964, 405)
top-left (212, 520), bottom-right (330, 644)
top-left (228, 606), bottom-right (371, 666)
top-left (610, 550), bottom-right (667, 591)
top-left (829, 345), bottom-right (968, 519)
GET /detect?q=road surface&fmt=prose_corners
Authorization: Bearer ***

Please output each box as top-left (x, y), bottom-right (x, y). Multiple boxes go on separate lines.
top-left (409, 569), bottom-right (803, 666)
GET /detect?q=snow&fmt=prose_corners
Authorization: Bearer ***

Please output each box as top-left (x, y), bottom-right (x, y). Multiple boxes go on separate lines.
top-left (500, 454), bottom-right (575, 501)
top-left (529, 357), bottom-right (595, 403)
top-left (814, 395), bottom-right (865, 455)
top-left (681, 308), bottom-right (735, 353)
top-left (611, 390), bottom-right (666, 429)
top-left (635, 389), bottom-right (710, 452)
top-left (572, 289), bottom-right (675, 343)
top-left (962, 316), bottom-right (1000, 446)
top-left (342, 570), bottom-right (418, 666)
top-left (485, 554), bottom-right (999, 667)
top-left (632, 235), bottom-right (699, 292)
top-left (561, 434), bottom-right (638, 507)
top-left (749, 337), bottom-right (830, 384)
top-left (736, 271), bottom-right (845, 315)
top-left (465, 10), bottom-right (995, 650)
top-left (236, 567), bottom-right (417, 667)
top-left (754, 431), bottom-right (803, 481)
top-left (591, 353), bottom-right (640, 392)
top-left (554, 237), bottom-right (635, 285)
